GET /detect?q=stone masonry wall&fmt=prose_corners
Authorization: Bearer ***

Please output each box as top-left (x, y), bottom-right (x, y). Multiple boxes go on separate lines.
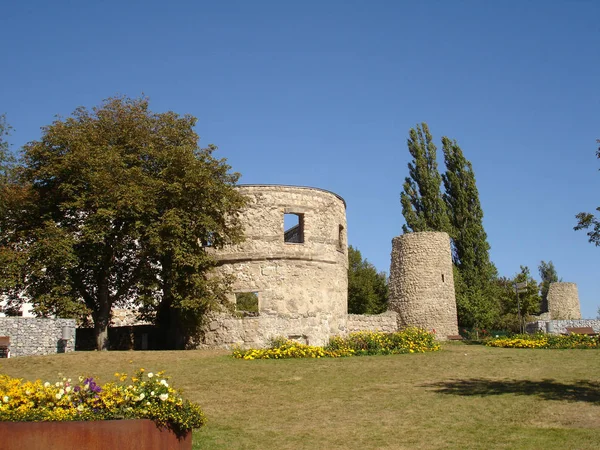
top-left (204, 185), bottom-right (348, 348)
top-left (346, 312), bottom-right (399, 333)
top-left (388, 232), bottom-right (458, 339)
top-left (546, 282), bottom-right (581, 319)
top-left (526, 319), bottom-right (600, 335)
top-left (0, 318), bottom-right (76, 357)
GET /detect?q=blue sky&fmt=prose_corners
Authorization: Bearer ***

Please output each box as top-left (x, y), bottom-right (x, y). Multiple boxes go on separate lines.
top-left (2, 1), bottom-right (599, 317)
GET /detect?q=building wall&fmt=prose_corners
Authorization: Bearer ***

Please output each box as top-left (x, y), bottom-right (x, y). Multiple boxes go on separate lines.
top-left (0, 318), bottom-right (76, 357)
top-left (546, 282), bottom-right (581, 319)
top-left (388, 232), bottom-right (458, 339)
top-left (203, 185), bottom-right (348, 347)
top-left (346, 312), bottom-right (399, 334)
top-left (526, 319), bottom-right (600, 334)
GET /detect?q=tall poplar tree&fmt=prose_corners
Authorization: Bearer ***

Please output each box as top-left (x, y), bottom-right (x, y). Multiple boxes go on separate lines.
top-left (400, 123), bottom-right (450, 233)
top-left (441, 137), bottom-right (498, 328)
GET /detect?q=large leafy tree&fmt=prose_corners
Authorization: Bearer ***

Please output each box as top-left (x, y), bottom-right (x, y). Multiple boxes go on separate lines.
top-left (574, 139), bottom-right (600, 245)
top-left (538, 260), bottom-right (559, 313)
top-left (400, 123), bottom-right (450, 233)
top-left (441, 137), bottom-right (498, 328)
top-left (347, 246), bottom-right (388, 314)
top-left (0, 97), bottom-right (247, 350)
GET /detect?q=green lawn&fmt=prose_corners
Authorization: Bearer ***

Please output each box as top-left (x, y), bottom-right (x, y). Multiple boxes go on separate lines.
top-left (1, 344), bottom-right (599, 449)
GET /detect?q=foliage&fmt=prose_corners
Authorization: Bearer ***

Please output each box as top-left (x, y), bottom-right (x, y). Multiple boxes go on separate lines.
top-left (574, 139), bottom-right (600, 245)
top-left (0, 370), bottom-right (205, 434)
top-left (232, 328), bottom-right (440, 360)
top-left (441, 137), bottom-right (498, 328)
top-left (328, 328), bottom-right (440, 355)
top-left (487, 333), bottom-right (600, 349)
top-left (495, 267), bottom-right (542, 332)
top-left (347, 246), bottom-right (388, 314)
top-left (0, 97), bottom-right (247, 350)
top-left (235, 292), bottom-right (259, 316)
top-left (400, 123), bottom-right (450, 234)
top-left (538, 260), bottom-right (559, 312)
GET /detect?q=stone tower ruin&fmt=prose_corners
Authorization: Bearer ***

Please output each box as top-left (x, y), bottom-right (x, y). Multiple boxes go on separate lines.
top-left (388, 231), bottom-right (459, 339)
top-left (546, 282), bottom-right (581, 319)
top-left (204, 185), bottom-right (348, 347)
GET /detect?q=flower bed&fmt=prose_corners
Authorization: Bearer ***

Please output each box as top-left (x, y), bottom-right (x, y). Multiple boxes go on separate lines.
top-left (486, 333), bottom-right (600, 349)
top-left (0, 369), bottom-right (205, 437)
top-left (232, 328), bottom-right (440, 360)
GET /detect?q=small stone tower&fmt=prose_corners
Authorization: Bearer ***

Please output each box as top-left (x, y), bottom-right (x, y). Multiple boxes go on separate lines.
top-left (547, 282), bottom-right (581, 319)
top-left (388, 231), bottom-right (458, 339)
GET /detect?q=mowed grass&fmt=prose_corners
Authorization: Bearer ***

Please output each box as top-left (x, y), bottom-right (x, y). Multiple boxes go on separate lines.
top-left (1, 344), bottom-right (599, 449)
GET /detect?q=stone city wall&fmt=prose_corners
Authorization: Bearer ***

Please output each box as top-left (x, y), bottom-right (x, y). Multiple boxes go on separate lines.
top-left (546, 282), bottom-right (581, 319)
top-left (388, 232), bottom-right (458, 339)
top-left (526, 319), bottom-right (600, 335)
top-left (203, 185), bottom-right (348, 347)
top-left (0, 318), bottom-right (76, 357)
top-left (346, 312), bottom-right (399, 334)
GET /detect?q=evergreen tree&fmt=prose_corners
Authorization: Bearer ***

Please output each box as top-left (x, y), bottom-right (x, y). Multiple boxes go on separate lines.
top-left (538, 260), bottom-right (559, 313)
top-left (441, 137), bottom-right (498, 328)
top-left (347, 246), bottom-right (388, 314)
top-left (400, 123), bottom-right (450, 233)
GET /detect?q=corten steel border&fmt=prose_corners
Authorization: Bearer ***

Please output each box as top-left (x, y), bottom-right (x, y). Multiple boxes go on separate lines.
top-left (0, 419), bottom-right (191, 450)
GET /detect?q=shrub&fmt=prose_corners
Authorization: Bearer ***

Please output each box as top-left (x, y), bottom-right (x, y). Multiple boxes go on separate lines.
top-left (0, 370), bottom-right (205, 435)
top-left (486, 333), bottom-right (600, 349)
top-left (232, 328), bottom-right (440, 360)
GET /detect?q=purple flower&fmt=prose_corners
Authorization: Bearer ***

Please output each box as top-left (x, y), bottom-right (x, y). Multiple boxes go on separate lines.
top-left (73, 386), bottom-right (80, 393)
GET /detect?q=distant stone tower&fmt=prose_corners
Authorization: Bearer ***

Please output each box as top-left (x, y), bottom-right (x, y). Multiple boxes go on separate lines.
top-left (388, 232), bottom-right (458, 339)
top-left (547, 282), bottom-right (581, 319)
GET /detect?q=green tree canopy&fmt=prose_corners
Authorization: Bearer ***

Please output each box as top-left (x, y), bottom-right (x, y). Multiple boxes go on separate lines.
top-left (347, 246), bottom-right (388, 314)
top-left (495, 266), bottom-right (541, 333)
top-left (538, 260), bottom-right (559, 312)
top-left (441, 137), bottom-right (498, 328)
top-left (400, 123), bottom-right (450, 234)
top-left (0, 97), bottom-right (247, 350)
top-left (574, 139), bottom-right (600, 245)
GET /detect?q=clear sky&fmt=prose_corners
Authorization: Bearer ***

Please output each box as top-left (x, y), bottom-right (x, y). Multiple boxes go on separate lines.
top-left (2, 1), bottom-right (599, 317)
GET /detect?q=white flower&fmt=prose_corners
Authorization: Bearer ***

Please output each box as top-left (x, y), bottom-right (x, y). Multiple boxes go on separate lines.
top-left (139, 393), bottom-right (145, 400)
top-left (55, 382), bottom-right (60, 387)
top-left (2, 396), bottom-right (9, 403)
top-left (25, 390), bottom-right (31, 395)
top-left (151, 391), bottom-right (155, 396)
top-left (65, 386), bottom-right (72, 393)
top-left (146, 401), bottom-right (151, 406)
top-left (159, 393), bottom-right (168, 401)
top-left (58, 389), bottom-right (65, 396)
top-left (67, 378), bottom-right (72, 383)
top-left (55, 393), bottom-right (62, 400)
top-left (44, 382), bottom-right (50, 388)
top-left (147, 372), bottom-right (153, 378)
top-left (159, 380), bottom-right (168, 387)
top-left (77, 404), bottom-right (84, 412)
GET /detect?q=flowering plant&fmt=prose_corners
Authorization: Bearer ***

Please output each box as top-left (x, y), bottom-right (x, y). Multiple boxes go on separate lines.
top-left (487, 333), bottom-right (600, 349)
top-left (0, 369), bottom-right (205, 435)
top-left (232, 328), bottom-right (440, 360)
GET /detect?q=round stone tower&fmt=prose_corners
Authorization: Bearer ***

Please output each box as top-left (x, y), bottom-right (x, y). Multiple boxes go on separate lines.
top-left (205, 185), bottom-right (348, 347)
top-left (388, 231), bottom-right (458, 339)
top-left (547, 282), bottom-right (581, 319)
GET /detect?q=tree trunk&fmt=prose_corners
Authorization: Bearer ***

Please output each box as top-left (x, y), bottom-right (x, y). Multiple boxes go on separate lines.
top-left (93, 279), bottom-right (112, 351)
top-left (156, 254), bottom-right (185, 350)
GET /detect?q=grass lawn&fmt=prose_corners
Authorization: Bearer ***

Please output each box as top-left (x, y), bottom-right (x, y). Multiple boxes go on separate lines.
top-left (1, 344), bottom-right (599, 449)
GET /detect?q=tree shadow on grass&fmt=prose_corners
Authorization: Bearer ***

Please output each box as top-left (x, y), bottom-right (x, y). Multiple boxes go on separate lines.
top-left (425, 378), bottom-right (600, 404)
